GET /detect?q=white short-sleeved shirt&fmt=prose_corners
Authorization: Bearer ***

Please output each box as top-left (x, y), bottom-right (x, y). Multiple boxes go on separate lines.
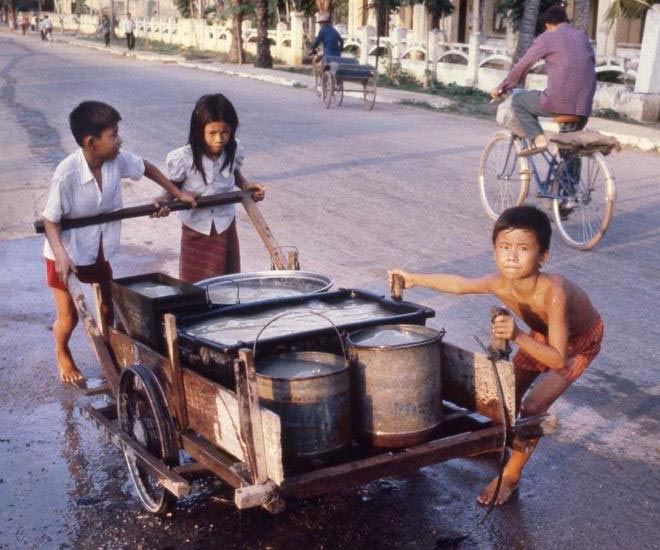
top-left (42, 148), bottom-right (145, 265)
top-left (124, 18), bottom-right (135, 33)
top-left (166, 143), bottom-right (244, 235)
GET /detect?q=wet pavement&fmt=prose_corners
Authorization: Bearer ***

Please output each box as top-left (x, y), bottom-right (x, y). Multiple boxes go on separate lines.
top-left (1, 33), bottom-right (659, 550)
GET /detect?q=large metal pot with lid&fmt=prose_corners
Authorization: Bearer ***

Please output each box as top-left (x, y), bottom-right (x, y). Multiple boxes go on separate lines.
top-left (347, 324), bottom-right (444, 448)
top-left (256, 351), bottom-right (351, 459)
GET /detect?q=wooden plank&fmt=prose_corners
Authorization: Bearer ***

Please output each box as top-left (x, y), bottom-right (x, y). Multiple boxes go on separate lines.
top-left (234, 481), bottom-right (281, 510)
top-left (180, 431), bottom-right (247, 489)
top-left (106, 328), bottom-right (175, 403)
top-left (164, 314), bottom-right (188, 431)
top-left (182, 368), bottom-right (285, 485)
top-left (237, 349), bottom-right (269, 484)
top-left (280, 425), bottom-right (506, 499)
top-left (240, 194), bottom-right (286, 269)
top-left (67, 275), bottom-right (119, 394)
top-left (233, 357), bottom-right (259, 481)
top-left (441, 342), bottom-right (516, 425)
top-left (81, 405), bottom-right (190, 497)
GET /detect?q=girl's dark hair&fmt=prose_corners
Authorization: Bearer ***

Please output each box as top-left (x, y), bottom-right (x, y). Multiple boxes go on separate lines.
top-left (188, 94), bottom-right (239, 184)
top-left (540, 6), bottom-right (569, 26)
top-left (492, 206), bottom-right (552, 253)
top-left (69, 101), bottom-right (121, 146)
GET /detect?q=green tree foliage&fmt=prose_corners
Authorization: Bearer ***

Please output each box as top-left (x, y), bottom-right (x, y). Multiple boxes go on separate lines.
top-left (497, 0), bottom-right (561, 33)
top-left (605, 0), bottom-right (659, 26)
top-left (174, 0), bottom-right (191, 18)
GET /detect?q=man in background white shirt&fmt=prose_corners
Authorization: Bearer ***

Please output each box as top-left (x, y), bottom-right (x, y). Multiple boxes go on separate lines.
top-left (123, 12), bottom-right (136, 50)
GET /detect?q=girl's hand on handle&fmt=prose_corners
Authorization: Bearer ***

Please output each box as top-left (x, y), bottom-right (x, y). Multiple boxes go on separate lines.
top-left (387, 269), bottom-right (414, 290)
top-left (177, 190), bottom-right (198, 208)
top-left (245, 182), bottom-right (266, 202)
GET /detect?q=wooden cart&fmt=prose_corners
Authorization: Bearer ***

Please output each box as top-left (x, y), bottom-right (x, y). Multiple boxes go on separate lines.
top-left (314, 56), bottom-right (377, 111)
top-left (72, 276), bottom-right (555, 515)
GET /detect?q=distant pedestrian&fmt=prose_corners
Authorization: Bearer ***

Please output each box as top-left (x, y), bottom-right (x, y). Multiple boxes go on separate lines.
top-left (123, 12), bottom-right (136, 50)
top-left (30, 13), bottom-right (37, 31)
top-left (20, 12), bottom-right (28, 35)
top-left (99, 15), bottom-right (111, 47)
top-left (39, 15), bottom-right (53, 42)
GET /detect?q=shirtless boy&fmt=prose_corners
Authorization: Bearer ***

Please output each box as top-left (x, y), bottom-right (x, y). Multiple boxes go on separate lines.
top-left (389, 205), bottom-right (603, 505)
top-left (42, 101), bottom-right (197, 384)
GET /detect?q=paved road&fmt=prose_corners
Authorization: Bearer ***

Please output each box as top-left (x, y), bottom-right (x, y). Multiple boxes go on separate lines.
top-left (1, 34), bottom-right (659, 550)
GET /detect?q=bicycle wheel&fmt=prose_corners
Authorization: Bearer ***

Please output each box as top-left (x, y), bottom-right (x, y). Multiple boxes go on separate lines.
top-left (478, 133), bottom-right (530, 220)
top-left (322, 71), bottom-right (335, 109)
top-left (313, 61), bottom-right (322, 97)
top-left (336, 79), bottom-right (344, 107)
top-left (552, 151), bottom-right (616, 250)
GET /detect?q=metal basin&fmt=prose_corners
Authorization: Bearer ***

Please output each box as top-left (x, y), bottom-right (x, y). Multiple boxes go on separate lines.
top-left (347, 324), bottom-right (444, 448)
top-left (195, 271), bottom-right (333, 306)
top-left (257, 352), bottom-right (351, 459)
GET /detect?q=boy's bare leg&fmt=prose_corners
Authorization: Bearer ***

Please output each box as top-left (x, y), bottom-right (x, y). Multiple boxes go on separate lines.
top-left (478, 370), bottom-right (572, 505)
top-left (52, 287), bottom-right (83, 384)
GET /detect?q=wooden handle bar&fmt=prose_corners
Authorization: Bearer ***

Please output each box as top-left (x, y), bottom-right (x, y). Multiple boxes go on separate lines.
top-left (33, 190), bottom-right (254, 234)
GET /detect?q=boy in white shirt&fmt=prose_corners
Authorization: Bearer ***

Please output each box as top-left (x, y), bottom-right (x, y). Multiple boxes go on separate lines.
top-left (42, 101), bottom-right (196, 383)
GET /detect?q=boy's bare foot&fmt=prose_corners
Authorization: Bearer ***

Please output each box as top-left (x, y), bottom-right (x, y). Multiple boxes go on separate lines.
top-left (477, 475), bottom-right (519, 506)
top-left (56, 347), bottom-right (85, 384)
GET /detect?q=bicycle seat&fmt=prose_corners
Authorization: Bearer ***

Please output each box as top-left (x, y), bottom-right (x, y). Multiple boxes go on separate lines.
top-left (553, 114), bottom-right (583, 124)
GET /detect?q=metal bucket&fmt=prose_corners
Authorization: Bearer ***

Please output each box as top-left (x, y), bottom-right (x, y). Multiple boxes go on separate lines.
top-left (347, 324), bottom-right (444, 448)
top-left (256, 351), bottom-right (351, 459)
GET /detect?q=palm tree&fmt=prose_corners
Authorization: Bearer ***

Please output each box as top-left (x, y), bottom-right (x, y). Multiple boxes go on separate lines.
top-left (254, 0), bottom-right (273, 67)
top-left (605, 0), bottom-right (658, 24)
top-left (229, 0), bottom-right (245, 63)
top-left (512, 0), bottom-right (541, 63)
top-left (572, 0), bottom-right (590, 34)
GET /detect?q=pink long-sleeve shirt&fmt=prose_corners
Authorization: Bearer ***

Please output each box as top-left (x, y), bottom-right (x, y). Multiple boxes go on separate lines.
top-left (498, 23), bottom-right (596, 117)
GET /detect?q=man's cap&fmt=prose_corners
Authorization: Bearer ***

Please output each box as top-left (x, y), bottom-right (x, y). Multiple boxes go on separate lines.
top-left (316, 11), bottom-right (330, 23)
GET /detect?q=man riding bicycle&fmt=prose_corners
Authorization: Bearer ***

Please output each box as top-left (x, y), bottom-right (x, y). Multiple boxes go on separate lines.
top-left (308, 11), bottom-right (344, 62)
top-left (491, 6), bottom-right (596, 157)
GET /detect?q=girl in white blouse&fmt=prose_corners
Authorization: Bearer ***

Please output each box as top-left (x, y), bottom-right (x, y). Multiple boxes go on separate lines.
top-left (165, 94), bottom-right (265, 282)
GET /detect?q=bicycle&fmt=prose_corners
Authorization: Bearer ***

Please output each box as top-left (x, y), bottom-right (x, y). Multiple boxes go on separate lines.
top-left (478, 111), bottom-right (617, 250)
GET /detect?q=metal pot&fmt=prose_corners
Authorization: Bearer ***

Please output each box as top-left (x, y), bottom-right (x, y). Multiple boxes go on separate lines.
top-left (195, 270), bottom-right (333, 306)
top-left (256, 351), bottom-right (351, 459)
top-left (347, 324), bottom-right (444, 448)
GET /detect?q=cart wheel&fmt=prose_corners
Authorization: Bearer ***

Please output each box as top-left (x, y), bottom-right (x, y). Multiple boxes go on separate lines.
top-left (117, 364), bottom-right (179, 515)
top-left (336, 79), bottom-right (344, 107)
top-left (322, 71), bottom-right (335, 109)
top-left (363, 74), bottom-right (377, 111)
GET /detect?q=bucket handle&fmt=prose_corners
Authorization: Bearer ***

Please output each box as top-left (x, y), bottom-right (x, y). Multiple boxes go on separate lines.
top-left (252, 310), bottom-right (348, 362)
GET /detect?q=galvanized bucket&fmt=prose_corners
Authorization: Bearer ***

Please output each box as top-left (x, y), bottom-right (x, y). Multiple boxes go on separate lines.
top-left (255, 311), bottom-right (351, 459)
top-left (347, 324), bottom-right (444, 448)
top-left (257, 351), bottom-right (351, 459)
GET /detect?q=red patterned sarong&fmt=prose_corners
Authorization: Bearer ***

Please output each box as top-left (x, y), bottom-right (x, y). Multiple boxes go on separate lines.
top-left (179, 220), bottom-right (240, 283)
top-left (513, 316), bottom-right (604, 382)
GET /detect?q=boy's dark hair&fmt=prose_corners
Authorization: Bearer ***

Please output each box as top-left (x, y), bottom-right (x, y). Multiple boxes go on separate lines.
top-left (492, 206), bottom-right (552, 253)
top-left (540, 5), bottom-right (569, 26)
top-left (188, 94), bottom-right (239, 184)
top-left (69, 101), bottom-right (121, 146)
